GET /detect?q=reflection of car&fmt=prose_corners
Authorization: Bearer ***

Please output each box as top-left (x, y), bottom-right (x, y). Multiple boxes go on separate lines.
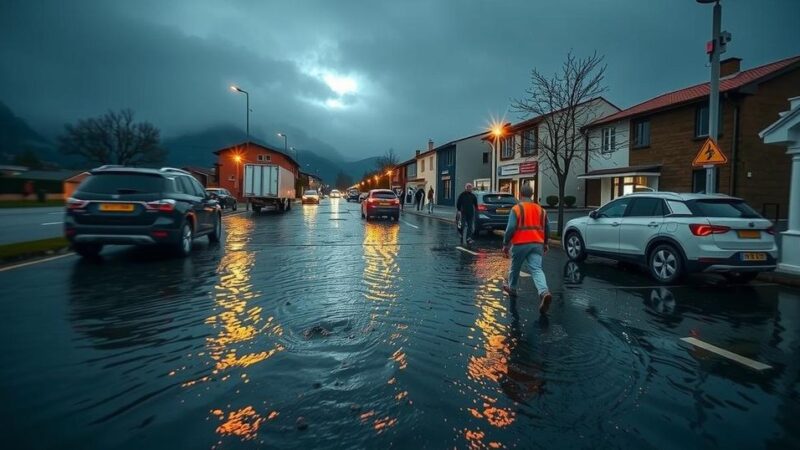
top-left (358, 193), bottom-right (368, 203)
top-left (65, 167), bottom-right (222, 258)
top-left (457, 191), bottom-right (518, 237)
top-left (205, 188), bottom-right (237, 210)
top-left (562, 192), bottom-right (777, 284)
top-left (361, 189), bottom-right (400, 221)
top-left (330, 189), bottom-right (341, 198)
top-left (347, 190), bottom-right (360, 202)
top-left (301, 189), bottom-right (320, 204)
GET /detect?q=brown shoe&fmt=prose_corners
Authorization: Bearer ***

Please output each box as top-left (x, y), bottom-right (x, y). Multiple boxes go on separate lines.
top-left (539, 292), bottom-right (552, 315)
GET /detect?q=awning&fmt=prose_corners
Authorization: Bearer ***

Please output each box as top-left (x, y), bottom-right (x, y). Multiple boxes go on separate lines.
top-left (578, 164), bottom-right (661, 180)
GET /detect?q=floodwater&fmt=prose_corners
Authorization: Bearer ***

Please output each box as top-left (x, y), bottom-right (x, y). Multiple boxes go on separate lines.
top-left (1, 199), bottom-right (798, 449)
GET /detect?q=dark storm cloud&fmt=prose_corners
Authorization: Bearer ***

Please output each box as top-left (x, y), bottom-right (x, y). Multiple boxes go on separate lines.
top-left (1, 0), bottom-right (799, 160)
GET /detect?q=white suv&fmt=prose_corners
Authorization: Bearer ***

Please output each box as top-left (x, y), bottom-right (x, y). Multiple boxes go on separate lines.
top-left (562, 192), bottom-right (778, 284)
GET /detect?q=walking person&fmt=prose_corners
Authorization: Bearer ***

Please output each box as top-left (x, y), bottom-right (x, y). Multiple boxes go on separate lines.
top-left (456, 183), bottom-right (478, 246)
top-left (427, 186), bottom-right (434, 214)
top-left (398, 188), bottom-right (405, 211)
top-left (501, 184), bottom-right (552, 315)
top-left (415, 188), bottom-right (424, 211)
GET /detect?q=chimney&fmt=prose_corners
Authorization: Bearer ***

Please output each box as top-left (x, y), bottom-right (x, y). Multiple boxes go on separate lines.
top-left (720, 57), bottom-right (741, 77)
top-left (428, 139), bottom-right (434, 151)
top-left (415, 149), bottom-right (421, 157)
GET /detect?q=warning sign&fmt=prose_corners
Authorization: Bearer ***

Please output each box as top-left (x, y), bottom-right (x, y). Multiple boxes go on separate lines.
top-left (692, 138), bottom-right (728, 167)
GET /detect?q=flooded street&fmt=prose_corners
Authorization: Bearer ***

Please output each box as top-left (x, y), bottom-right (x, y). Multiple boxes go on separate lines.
top-left (2, 198), bottom-right (799, 449)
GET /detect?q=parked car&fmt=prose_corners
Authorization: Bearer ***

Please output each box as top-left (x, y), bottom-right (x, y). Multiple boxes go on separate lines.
top-left (205, 187), bottom-right (237, 210)
top-left (347, 190), bottom-right (360, 202)
top-left (301, 189), bottom-right (320, 204)
top-left (562, 192), bottom-right (778, 284)
top-left (64, 167), bottom-right (222, 258)
top-left (457, 191), bottom-right (518, 237)
top-left (361, 189), bottom-right (400, 221)
top-left (330, 189), bottom-right (342, 198)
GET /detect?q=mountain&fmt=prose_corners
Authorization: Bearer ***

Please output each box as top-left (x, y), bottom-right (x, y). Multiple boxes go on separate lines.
top-left (341, 157), bottom-right (381, 179)
top-left (0, 101), bottom-right (59, 164)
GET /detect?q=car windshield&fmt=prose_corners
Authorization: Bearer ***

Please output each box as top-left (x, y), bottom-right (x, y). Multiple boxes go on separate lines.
top-left (371, 192), bottom-right (396, 199)
top-left (689, 199), bottom-right (761, 218)
top-left (304, 190), bottom-right (318, 195)
top-left (481, 194), bottom-right (517, 205)
top-left (77, 174), bottom-right (165, 195)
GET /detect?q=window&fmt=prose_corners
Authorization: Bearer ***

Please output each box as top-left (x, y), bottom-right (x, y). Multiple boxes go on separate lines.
top-left (501, 136), bottom-right (514, 159)
top-left (666, 201), bottom-right (692, 216)
top-left (482, 152), bottom-right (489, 164)
top-left (601, 127), bottom-right (616, 153)
top-left (420, 159), bottom-right (425, 172)
top-left (176, 176), bottom-right (195, 195)
top-left (633, 119), bottom-right (650, 148)
top-left (443, 179), bottom-right (452, 200)
top-left (688, 199), bottom-right (761, 218)
top-left (522, 129), bottom-right (537, 156)
top-left (407, 163), bottom-right (417, 178)
top-left (429, 156), bottom-right (433, 168)
top-left (625, 197), bottom-right (665, 217)
top-left (189, 177), bottom-right (206, 196)
top-left (691, 168), bottom-right (719, 193)
top-left (695, 102), bottom-right (724, 138)
top-left (597, 198), bottom-right (631, 218)
top-left (257, 154), bottom-right (271, 162)
top-left (77, 173), bottom-right (164, 194)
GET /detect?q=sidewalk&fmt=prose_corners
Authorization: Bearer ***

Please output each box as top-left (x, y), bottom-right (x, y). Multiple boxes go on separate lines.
top-left (402, 204), bottom-right (457, 223)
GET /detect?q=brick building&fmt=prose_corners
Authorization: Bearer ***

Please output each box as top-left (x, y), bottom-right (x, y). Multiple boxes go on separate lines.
top-left (585, 55), bottom-right (800, 219)
top-left (214, 141), bottom-right (300, 200)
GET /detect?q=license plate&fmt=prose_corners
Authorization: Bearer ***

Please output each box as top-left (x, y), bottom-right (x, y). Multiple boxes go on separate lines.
top-left (496, 208), bottom-right (510, 214)
top-left (99, 203), bottom-right (135, 212)
top-left (737, 230), bottom-right (760, 239)
top-left (741, 252), bottom-right (767, 262)
top-left (379, 202), bottom-right (390, 206)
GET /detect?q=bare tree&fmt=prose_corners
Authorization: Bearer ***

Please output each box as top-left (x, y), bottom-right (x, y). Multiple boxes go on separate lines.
top-left (375, 148), bottom-right (398, 172)
top-left (512, 51), bottom-right (610, 235)
top-left (58, 109), bottom-right (166, 166)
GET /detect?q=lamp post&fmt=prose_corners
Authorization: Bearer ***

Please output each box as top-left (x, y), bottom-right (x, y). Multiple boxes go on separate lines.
top-left (277, 133), bottom-right (288, 154)
top-left (233, 154), bottom-right (243, 199)
top-left (697, 0), bottom-right (725, 194)
top-left (490, 125), bottom-right (504, 192)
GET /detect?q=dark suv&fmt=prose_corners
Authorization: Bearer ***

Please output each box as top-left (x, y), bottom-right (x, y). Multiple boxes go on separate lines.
top-left (64, 167), bottom-right (223, 258)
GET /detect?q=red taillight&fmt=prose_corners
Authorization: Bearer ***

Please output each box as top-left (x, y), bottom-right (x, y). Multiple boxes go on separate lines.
top-left (477, 204), bottom-right (488, 212)
top-left (66, 197), bottom-right (89, 210)
top-left (391, 199), bottom-right (399, 205)
top-left (145, 199), bottom-right (176, 212)
top-left (368, 198), bottom-right (378, 204)
top-left (151, 230), bottom-right (169, 238)
top-left (689, 223), bottom-right (730, 236)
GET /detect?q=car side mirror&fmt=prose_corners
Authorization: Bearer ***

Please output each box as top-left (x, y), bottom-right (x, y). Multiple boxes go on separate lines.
top-left (589, 210), bottom-right (598, 220)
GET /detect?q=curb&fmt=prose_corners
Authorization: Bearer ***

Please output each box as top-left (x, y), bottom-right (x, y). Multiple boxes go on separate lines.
top-left (757, 272), bottom-right (800, 288)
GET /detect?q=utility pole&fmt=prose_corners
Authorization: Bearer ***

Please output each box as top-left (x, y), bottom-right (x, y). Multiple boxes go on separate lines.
top-left (705, 1), bottom-right (722, 194)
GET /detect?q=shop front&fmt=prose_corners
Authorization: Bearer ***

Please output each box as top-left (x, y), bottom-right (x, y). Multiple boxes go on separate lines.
top-left (497, 161), bottom-right (538, 199)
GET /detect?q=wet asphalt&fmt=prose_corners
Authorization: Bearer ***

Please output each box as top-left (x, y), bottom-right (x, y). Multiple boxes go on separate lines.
top-left (1, 198), bottom-right (799, 449)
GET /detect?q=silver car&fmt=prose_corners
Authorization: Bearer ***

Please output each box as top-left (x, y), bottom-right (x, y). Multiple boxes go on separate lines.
top-left (562, 192), bottom-right (778, 284)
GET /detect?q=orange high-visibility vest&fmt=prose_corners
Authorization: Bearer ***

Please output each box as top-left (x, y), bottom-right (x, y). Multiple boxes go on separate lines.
top-left (511, 202), bottom-right (546, 245)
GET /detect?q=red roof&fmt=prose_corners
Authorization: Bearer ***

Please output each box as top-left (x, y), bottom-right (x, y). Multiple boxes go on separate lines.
top-left (589, 55), bottom-right (800, 127)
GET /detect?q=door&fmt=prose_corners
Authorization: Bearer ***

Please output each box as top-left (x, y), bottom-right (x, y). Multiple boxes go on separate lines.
top-left (190, 177), bottom-right (215, 232)
top-left (177, 176), bottom-right (208, 232)
top-left (618, 197), bottom-right (666, 259)
top-left (585, 197), bottom-right (632, 254)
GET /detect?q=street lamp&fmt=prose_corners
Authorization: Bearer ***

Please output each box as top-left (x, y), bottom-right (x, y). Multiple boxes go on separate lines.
top-left (696, 0), bottom-right (725, 194)
top-left (490, 123), bottom-right (505, 192)
top-left (386, 169), bottom-right (393, 189)
top-left (230, 85), bottom-right (249, 139)
top-left (233, 154), bottom-right (243, 198)
top-left (277, 133), bottom-right (288, 154)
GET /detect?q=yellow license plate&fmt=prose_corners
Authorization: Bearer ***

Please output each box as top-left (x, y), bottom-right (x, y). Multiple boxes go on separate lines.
top-left (99, 203), bottom-right (135, 212)
top-left (496, 208), bottom-right (510, 214)
top-left (737, 230), bottom-right (760, 239)
top-left (741, 252), bottom-right (767, 262)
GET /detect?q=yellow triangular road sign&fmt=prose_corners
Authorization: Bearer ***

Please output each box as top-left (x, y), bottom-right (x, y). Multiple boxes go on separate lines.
top-left (692, 138), bottom-right (728, 166)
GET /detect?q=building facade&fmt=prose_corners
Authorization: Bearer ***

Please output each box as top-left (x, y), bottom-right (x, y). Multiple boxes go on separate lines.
top-left (415, 143), bottom-right (437, 202)
top-left (585, 55), bottom-right (800, 219)
top-left (435, 132), bottom-right (492, 206)
top-left (491, 97), bottom-right (620, 206)
top-left (214, 141), bottom-right (300, 200)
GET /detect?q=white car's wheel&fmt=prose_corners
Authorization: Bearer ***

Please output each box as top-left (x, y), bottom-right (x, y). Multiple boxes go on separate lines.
top-left (565, 231), bottom-right (587, 262)
top-left (649, 244), bottom-right (682, 284)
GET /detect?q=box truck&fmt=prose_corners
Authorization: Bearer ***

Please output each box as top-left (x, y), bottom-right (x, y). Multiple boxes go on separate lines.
top-left (243, 164), bottom-right (296, 213)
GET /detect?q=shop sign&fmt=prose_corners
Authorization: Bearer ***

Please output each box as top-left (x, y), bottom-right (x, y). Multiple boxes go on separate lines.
top-left (499, 164), bottom-right (520, 176)
top-left (520, 161), bottom-right (538, 174)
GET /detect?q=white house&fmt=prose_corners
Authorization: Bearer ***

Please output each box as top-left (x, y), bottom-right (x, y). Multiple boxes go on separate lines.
top-left (414, 140), bottom-right (438, 202)
top-left (490, 97), bottom-right (620, 206)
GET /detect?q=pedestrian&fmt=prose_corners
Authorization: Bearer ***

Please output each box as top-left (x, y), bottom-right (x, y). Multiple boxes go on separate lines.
top-left (23, 180), bottom-right (34, 199)
top-left (427, 186), bottom-right (434, 214)
top-left (415, 188), bottom-right (424, 211)
top-left (456, 182), bottom-right (478, 246)
top-left (398, 188), bottom-right (405, 210)
top-left (501, 184), bottom-right (552, 315)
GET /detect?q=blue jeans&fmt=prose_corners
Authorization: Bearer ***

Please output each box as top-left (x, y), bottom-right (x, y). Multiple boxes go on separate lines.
top-left (508, 243), bottom-right (549, 296)
top-left (460, 214), bottom-right (475, 245)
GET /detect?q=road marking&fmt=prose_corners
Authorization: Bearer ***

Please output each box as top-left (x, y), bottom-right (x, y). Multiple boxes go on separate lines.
top-left (680, 337), bottom-right (772, 371)
top-left (0, 253), bottom-right (75, 273)
top-left (400, 220), bottom-right (419, 229)
top-left (48, 212), bottom-right (63, 215)
top-left (41, 222), bottom-right (62, 226)
top-left (456, 246), bottom-right (478, 256)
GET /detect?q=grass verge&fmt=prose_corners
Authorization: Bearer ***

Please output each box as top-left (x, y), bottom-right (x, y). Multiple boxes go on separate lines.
top-left (0, 200), bottom-right (64, 208)
top-left (0, 237), bottom-right (71, 262)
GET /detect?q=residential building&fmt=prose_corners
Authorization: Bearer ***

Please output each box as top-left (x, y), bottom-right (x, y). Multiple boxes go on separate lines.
top-left (414, 140), bottom-right (437, 201)
top-left (214, 141), bottom-right (300, 200)
top-left (392, 157), bottom-right (413, 196)
top-left (586, 55), bottom-right (800, 219)
top-left (182, 166), bottom-right (216, 187)
top-left (403, 157), bottom-right (420, 202)
top-left (434, 131), bottom-right (492, 206)
top-left (490, 97), bottom-right (620, 205)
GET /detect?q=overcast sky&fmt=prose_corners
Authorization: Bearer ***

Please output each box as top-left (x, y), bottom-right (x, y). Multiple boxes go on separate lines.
top-left (1, 0), bottom-right (799, 161)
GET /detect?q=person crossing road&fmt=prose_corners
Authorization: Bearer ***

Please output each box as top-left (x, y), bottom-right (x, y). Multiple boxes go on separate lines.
top-left (501, 184), bottom-right (552, 315)
top-left (456, 183), bottom-right (478, 246)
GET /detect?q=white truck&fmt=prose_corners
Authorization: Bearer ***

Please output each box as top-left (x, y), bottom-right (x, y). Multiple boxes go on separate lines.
top-left (243, 164), bottom-right (296, 213)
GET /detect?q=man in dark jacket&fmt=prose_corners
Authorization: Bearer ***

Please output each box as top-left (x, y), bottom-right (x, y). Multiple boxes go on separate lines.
top-left (415, 188), bottom-right (424, 211)
top-left (456, 183), bottom-right (478, 245)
